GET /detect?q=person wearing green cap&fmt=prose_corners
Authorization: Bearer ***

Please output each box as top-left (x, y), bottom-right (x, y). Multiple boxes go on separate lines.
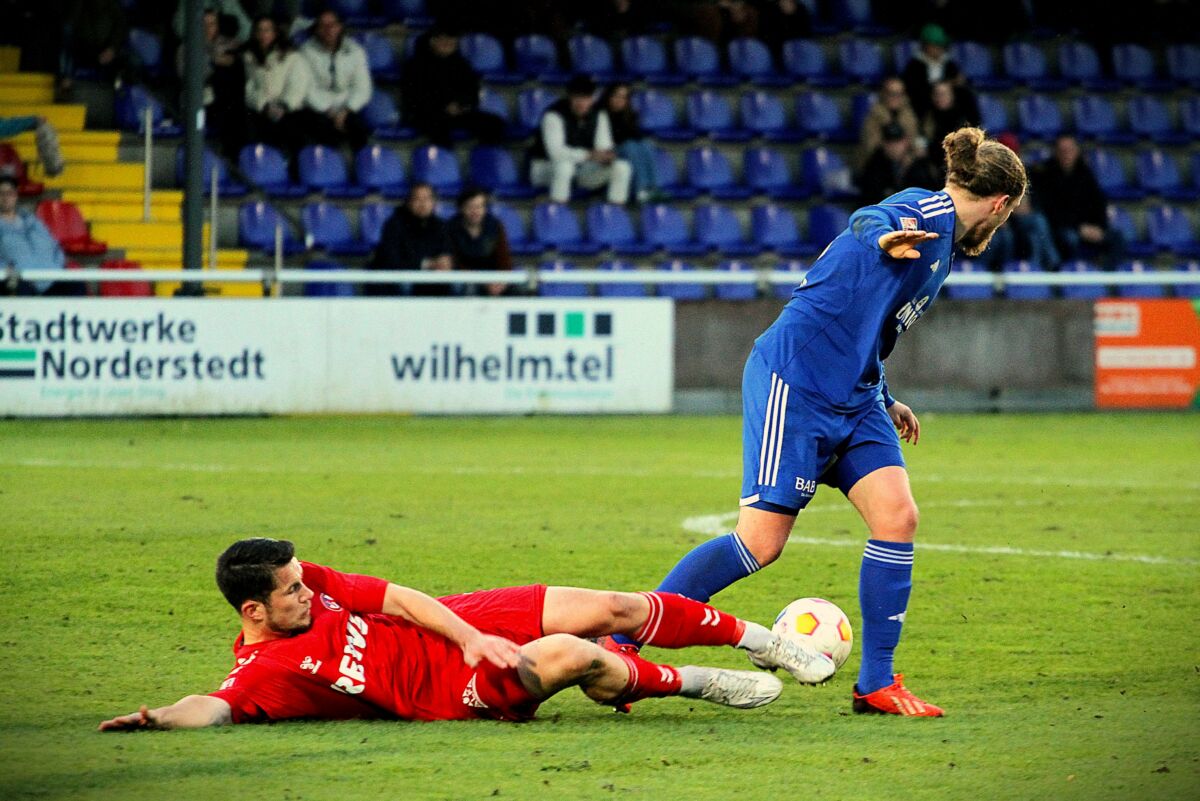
top-left (901, 23), bottom-right (965, 119)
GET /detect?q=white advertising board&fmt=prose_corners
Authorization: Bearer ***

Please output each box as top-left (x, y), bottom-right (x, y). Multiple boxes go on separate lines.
top-left (0, 299), bottom-right (674, 416)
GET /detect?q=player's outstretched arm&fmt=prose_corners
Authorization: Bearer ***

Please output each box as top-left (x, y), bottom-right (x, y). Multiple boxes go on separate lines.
top-left (382, 584), bottom-right (521, 670)
top-left (98, 695), bottom-right (232, 732)
top-left (878, 230), bottom-right (939, 259)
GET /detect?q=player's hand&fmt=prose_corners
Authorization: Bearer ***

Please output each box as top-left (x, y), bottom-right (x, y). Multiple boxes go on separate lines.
top-left (888, 401), bottom-right (920, 444)
top-left (98, 705), bottom-right (159, 732)
top-left (462, 633), bottom-right (522, 670)
top-left (878, 230), bottom-right (938, 259)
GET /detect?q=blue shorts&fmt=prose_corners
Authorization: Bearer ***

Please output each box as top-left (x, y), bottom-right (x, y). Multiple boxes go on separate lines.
top-left (739, 348), bottom-right (905, 515)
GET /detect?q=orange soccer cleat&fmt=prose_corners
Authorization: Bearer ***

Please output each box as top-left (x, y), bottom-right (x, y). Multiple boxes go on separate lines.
top-left (852, 674), bottom-right (944, 717)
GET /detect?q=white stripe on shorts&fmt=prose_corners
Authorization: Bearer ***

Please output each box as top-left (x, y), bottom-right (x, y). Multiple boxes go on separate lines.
top-left (758, 373), bottom-right (779, 486)
top-left (770, 382), bottom-right (789, 487)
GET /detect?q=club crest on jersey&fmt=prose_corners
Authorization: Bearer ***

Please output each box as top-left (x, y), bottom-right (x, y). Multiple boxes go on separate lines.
top-left (900, 217), bottom-right (918, 231)
top-left (320, 593), bottom-right (343, 611)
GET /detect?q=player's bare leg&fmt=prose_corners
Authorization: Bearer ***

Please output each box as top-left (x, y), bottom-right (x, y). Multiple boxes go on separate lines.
top-left (732, 505), bottom-right (796, 567)
top-left (514, 633), bottom-right (782, 711)
top-left (845, 465), bottom-right (943, 716)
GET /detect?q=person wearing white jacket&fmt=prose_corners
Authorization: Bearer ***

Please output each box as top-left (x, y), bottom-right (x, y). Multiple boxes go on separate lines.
top-left (529, 75), bottom-right (632, 205)
top-left (298, 9), bottom-right (373, 151)
top-left (244, 16), bottom-right (310, 159)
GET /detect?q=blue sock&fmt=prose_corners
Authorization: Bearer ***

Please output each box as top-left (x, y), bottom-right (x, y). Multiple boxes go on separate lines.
top-left (613, 532), bottom-right (760, 647)
top-left (857, 539), bottom-right (914, 694)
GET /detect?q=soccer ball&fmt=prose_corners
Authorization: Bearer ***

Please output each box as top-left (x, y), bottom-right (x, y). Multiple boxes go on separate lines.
top-left (772, 598), bottom-right (854, 669)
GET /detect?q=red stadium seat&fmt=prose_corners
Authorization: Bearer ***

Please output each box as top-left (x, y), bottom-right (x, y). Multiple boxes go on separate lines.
top-left (36, 200), bottom-right (108, 256)
top-left (0, 143), bottom-right (45, 197)
top-left (99, 259), bottom-right (152, 297)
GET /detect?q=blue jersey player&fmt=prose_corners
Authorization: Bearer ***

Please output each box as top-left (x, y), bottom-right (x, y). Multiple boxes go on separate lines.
top-left (608, 127), bottom-right (1028, 716)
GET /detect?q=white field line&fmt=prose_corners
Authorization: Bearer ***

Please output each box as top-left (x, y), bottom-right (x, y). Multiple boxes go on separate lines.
top-left (682, 507), bottom-right (1200, 567)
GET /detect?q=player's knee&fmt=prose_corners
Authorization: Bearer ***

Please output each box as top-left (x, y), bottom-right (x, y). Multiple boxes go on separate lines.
top-left (603, 592), bottom-right (644, 627)
top-left (737, 528), bottom-right (787, 567)
top-left (529, 634), bottom-right (599, 683)
top-left (874, 500), bottom-right (919, 540)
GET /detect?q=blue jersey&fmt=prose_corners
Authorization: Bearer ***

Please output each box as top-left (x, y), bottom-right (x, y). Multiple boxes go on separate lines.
top-left (754, 187), bottom-right (957, 413)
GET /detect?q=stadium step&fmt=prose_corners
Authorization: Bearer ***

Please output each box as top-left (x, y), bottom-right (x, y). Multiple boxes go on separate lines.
top-left (9, 130), bottom-right (121, 164)
top-left (0, 74), bottom-right (55, 104)
top-left (33, 161), bottom-right (145, 191)
top-left (126, 248), bottom-right (248, 269)
top-left (72, 201), bottom-right (181, 223)
top-left (142, 257), bottom-right (261, 299)
top-left (64, 189), bottom-right (183, 206)
top-left (0, 47), bottom-right (19, 73)
top-left (91, 220), bottom-right (214, 249)
top-left (0, 102), bottom-right (86, 131)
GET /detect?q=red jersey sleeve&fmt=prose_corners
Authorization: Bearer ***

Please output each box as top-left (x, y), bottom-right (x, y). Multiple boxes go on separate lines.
top-left (299, 561), bottom-right (389, 613)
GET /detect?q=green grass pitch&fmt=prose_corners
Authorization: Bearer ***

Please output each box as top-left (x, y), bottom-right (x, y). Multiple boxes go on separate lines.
top-left (1, 413), bottom-right (1197, 801)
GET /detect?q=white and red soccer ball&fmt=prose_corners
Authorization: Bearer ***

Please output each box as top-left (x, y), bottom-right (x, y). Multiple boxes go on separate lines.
top-left (772, 597), bottom-right (854, 670)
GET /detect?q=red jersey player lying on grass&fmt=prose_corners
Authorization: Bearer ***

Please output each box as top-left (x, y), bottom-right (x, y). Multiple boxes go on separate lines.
top-left (99, 538), bottom-right (834, 730)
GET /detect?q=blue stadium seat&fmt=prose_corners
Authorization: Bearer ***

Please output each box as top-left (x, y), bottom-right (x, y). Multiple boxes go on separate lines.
top-left (514, 34), bottom-right (565, 81)
top-left (835, 0), bottom-right (890, 35)
top-left (892, 41), bottom-right (919, 72)
top-left (1087, 149), bottom-right (1142, 201)
top-left (362, 91), bottom-right (414, 140)
top-left (1003, 42), bottom-right (1063, 90)
top-left (1059, 259), bottom-right (1108, 300)
top-left (1058, 41), bottom-right (1117, 90)
top-left (1107, 205), bottom-right (1153, 258)
top-left (115, 85), bottom-right (181, 136)
top-left (1193, 152), bottom-right (1200, 194)
top-left (516, 88), bottom-right (557, 138)
top-left (740, 91), bottom-right (801, 142)
top-left (1148, 205), bottom-right (1200, 257)
top-left (538, 260), bottom-right (589, 297)
top-left (569, 34), bottom-right (616, 80)
top-left (1166, 44), bottom-right (1200, 88)
top-left (533, 203), bottom-right (601, 255)
top-left (1072, 95), bottom-right (1132, 145)
top-left (951, 41), bottom-right (1009, 89)
top-left (1182, 97), bottom-right (1200, 138)
top-left (1003, 260), bottom-right (1052, 300)
top-left (650, 146), bottom-right (699, 200)
top-left (807, 204), bottom-right (849, 252)
top-left (238, 201), bottom-right (303, 254)
top-left (656, 260), bottom-right (708, 301)
top-left (976, 93), bottom-right (1009, 134)
top-left (1017, 94), bottom-right (1064, 140)
top-left (434, 199), bottom-right (455, 220)
top-left (621, 36), bottom-right (682, 85)
top-left (174, 147), bottom-right (245, 198)
top-left (304, 260), bottom-right (357, 298)
top-left (355, 145), bottom-right (406, 197)
top-left (586, 203), bottom-right (654, 256)
top-left (327, 0), bottom-right (382, 26)
top-left (632, 89), bottom-right (692, 140)
top-left (1115, 260), bottom-right (1167, 299)
top-left (468, 146), bottom-right (536, 199)
top-left (491, 201), bottom-right (542, 257)
top-left (752, 204), bottom-right (809, 257)
top-left (359, 31), bottom-right (401, 81)
top-left (674, 37), bottom-right (736, 86)
top-left (728, 38), bottom-right (789, 86)
top-left (782, 39), bottom-right (844, 87)
top-left (772, 259), bottom-right (808, 299)
top-left (1175, 261), bottom-right (1200, 299)
top-left (239, 143), bottom-right (305, 197)
top-left (597, 259), bottom-right (649, 297)
top-left (801, 147), bottom-right (856, 200)
top-left (460, 33), bottom-right (520, 83)
top-left (1136, 151), bottom-right (1197, 202)
top-left (360, 201), bottom-right (392, 248)
top-left (380, 0), bottom-right (430, 25)
top-left (410, 146), bottom-right (462, 195)
top-left (641, 204), bottom-right (705, 256)
top-left (715, 260), bottom-right (759, 301)
top-left (1128, 96), bottom-right (1188, 145)
top-left (127, 28), bottom-right (162, 77)
top-left (303, 202), bottom-right (371, 256)
top-left (1113, 43), bottom-right (1170, 90)
top-left (796, 91), bottom-right (853, 141)
top-left (944, 258), bottom-right (994, 300)
top-left (838, 40), bottom-right (886, 85)
top-left (849, 92), bottom-right (873, 137)
top-left (694, 203), bottom-right (759, 257)
top-left (299, 145), bottom-right (366, 198)
top-left (744, 147), bottom-right (806, 200)
top-left (686, 91), bottom-right (750, 142)
top-left (686, 146), bottom-right (752, 199)
top-left (478, 87), bottom-right (510, 122)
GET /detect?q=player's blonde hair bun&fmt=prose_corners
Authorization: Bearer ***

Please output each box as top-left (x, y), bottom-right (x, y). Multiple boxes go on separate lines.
top-left (943, 126), bottom-right (1026, 200)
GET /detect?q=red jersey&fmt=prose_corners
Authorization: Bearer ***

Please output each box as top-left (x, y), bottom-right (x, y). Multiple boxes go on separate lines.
top-left (208, 562), bottom-right (545, 723)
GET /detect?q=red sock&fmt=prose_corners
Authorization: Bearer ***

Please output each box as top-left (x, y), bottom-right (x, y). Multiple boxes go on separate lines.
top-left (632, 591), bottom-right (746, 649)
top-left (612, 652), bottom-right (681, 705)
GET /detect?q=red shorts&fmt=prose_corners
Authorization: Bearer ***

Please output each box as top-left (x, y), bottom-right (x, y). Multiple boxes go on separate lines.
top-left (437, 584), bottom-right (547, 722)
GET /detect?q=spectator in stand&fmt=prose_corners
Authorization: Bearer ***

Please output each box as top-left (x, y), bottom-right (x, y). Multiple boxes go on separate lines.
top-left (244, 15), bottom-right (309, 161)
top-left (600, 83), bottom-right (660, 203)
top-left (448, 187), bottom-right (514, 297)
top-left (669, 0), bottom-right (759, 45)
top-left (0, 175), bottom-right (69, 296)
top-left (61, 0), bottom-right (128, 90)
top-left (297, 9), bottom-right (372, 152)
top-left (857, 76), bottom-right (922, 171)
top-left (401, 24), bottom-right (506, 147)
top-left (239, 1), bottom-right (302, 25)
top-left (856, 122), bottom-right (941, 205)
top-left (370, 183), bottom-right (454, 297)
top-left (901, 24), bottom-right (964, 120)
top-left (755, 0), bottom-right (812, 60)
top-left (174, 0), bottom-right (252, 45)
top-left (179, 9), bottom-right (246, 159)
top-left (529, 75), bottom-right (632, 205)
top-left (1033, 134), bottom-right (1124, 269)
top-left (921, 79), bottom-right (979, 171)
top-left (584, 0), bottom-right (654, 42)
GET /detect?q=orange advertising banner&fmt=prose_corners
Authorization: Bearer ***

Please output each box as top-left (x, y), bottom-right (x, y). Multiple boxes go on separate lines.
top-left (1094, 300), bottom-right (1200, 409)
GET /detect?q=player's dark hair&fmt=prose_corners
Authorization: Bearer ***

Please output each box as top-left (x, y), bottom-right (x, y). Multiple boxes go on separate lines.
top-left (216, 538), bottom-right (295, 609)
top-left (943, 126), bottom-right (1027, 202)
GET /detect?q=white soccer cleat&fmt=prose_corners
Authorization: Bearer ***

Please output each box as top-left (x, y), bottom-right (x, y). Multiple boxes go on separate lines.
top-left (682, 667), bottom-right (783, 709)
top-left (747, 635), bottom-right (837, 685)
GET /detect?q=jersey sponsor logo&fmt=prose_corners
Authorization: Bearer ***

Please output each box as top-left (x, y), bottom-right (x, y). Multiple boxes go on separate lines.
top-left (895, 295), bottom-right (931, 333)
top-left (794, 477), bottom-right (817, 495)
top-left (331, 614), bottom-right (369, 696)
top-left (319, 593), bottom-right (343, 611)
top-left (218, 651), bottom-right (258, 690)
top-left (462, 674), bottom-right (489, 709)
top-left (300, 656), bottom-right (322, 674)
top-left (900, 217), bottom-right (918, 231)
